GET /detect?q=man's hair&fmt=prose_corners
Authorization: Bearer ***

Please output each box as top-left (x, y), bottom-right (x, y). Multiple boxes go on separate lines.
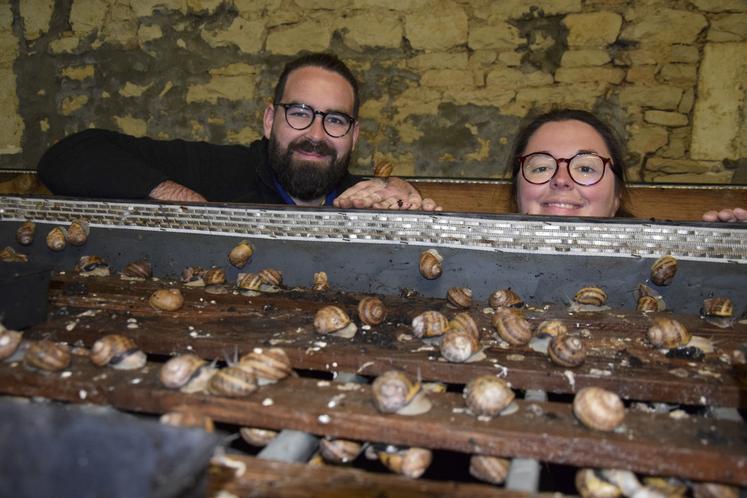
top-left (272, 53), bottom-right (360, 118)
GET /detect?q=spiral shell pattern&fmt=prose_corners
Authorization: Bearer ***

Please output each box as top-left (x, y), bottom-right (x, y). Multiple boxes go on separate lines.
top-left (208, 366), bottom-right (258, 397)
top-left (160, 353), bottom-right (208, 388)
top-left (536, 320), bottom-right (567, 338)
top-left (419, 249), bottom-right (443, 280)
top-left (90, 334), bottom-right (144, 369)
top-left (379, 447), bottom-right (432, 479)
top-left (66, 219), bottom-right (90, 246)
top-left (548, 334), bottom-right (586, 367)
top-left (449, 312), bottom-right (479, 341)
top-left (238, 347), bottom-right (292, 382)
top-left (357, 296), bottom-right (386, 326)
top-left (576, 469), bottom-right (623, 498)
top-left (463, 375), bottom-right (515, 417)
top-left (573, 387), bottom-right (625, 431)
top-left (16, 221), bottom-right (35, 246)
top-left (203, 267), bottom-right (226, 286)
top-left (447, 287), bottom-right (472, 309)
top-left (489, 288), bottom-right (523, 309)
top-left (314, 305), bottom-right (352, 335)
top-left (440, 331), bottom-right (480, 363)
top-left (228, 240), bottom-right (254, 268)
top-left (646, 317), bottom-right (690, 348)
top-left (24, 340), bottom-right (71, 372)
top-left (574, 287), bottom-right (608, 306)
top-left (46, 227), bottom-right (67, 251)
top-left (0, 329), bottom-right (23, 360)
top-left (637, 295), bottom-right (660, 313)
top-left (160, 410), bottom-right (214, 432)
top-left (411, 310), bottom-right (449, 338)
top-left (492, 308), bottom-right (532, 346)
top-left (373, 160), bottom-right (393, 178)
top-left (702, 297), bottom-right (732, 318)
top-left (149, 288), bottom-right (185, 311)
top-left (469, 455), bottom-right (510, 485)
top-left (122, 259), bottom-right (153, 279)
top-left (237, 272), bottom-right (262, 291)
top-left (313, 271), bottom-right (329, 291)
top-left (258, 268), bottom-right (283, 287)
top-left (319, 438), bottom-right (363, 464)
top-left (372, 370), bottom-right (420, 413)
top-left (651, 255), bottom-right (677, 286)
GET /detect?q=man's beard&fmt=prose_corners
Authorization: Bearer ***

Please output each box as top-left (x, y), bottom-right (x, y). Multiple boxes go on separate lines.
top-left (268, 135), bottom-right (351, 202)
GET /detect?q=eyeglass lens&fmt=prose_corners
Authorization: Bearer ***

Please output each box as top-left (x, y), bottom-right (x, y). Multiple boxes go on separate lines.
top-left (523, 153), bottom-right (606, 186)
top-left (283, 104), bottom-right (353, 138)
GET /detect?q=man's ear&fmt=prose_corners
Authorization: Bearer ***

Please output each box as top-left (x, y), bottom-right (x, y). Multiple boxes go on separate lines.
top-left (263, 104), bottom-right (275, 139)
top-left (351, 121), bottom-right (360, 151)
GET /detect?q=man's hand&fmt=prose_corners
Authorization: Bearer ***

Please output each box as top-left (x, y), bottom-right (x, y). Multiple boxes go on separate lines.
top-left (149, 180), bottom-right (207, 203)
top-left (702, 207), bottom-right (747, 223)
top-left (334, 177), bottom-right (442, 211)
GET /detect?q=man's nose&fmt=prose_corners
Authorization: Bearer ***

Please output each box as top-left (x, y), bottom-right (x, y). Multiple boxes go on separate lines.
top-left (305, 115), bottom-right (327, 140)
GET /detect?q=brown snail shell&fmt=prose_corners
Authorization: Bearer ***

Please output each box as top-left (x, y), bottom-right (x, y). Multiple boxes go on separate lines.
top-left (692, 483), bottom-right (739, 498)
top-left (489, 288), bottom-right (523, 309)
top-left (228, 240), bottom-right (254, 268)
top-left (379, 447), bottom-right (432, 479)
top-left (0, 329), bottom-right (23, 360)
top-left (159, 353), bottom-right (208, 389)
top-left (74, 255), bottom-right (110, 277)
top-left (492, 308), bottom-right (532, 346)
top-left (446, 287), bottom-right (472, 309)
top-left (636, 284), bottom-right (666, 312)
top-left (576, 469), bottom-right (623, 498)
top-left (411, 310), bottom-right (449, 338)
top-left (575, 287), bottom-right (608, 306)
top-left (314, 305), bottom-right (358, 338)
top-left (319, 438), bottom-right (363, 464)
top-left (651, 255), bottom-right (677, 286)
top-left (181, 266), bottom-right (206, 286)
top-left (122, 259), bottom-right (152, 279)
top-left (358, 297), bottom-right (386, 326)
top-left (372, 370), bottom-right (431, 415)
top-left (238, 347), bottom-right (292, 384)
top-left (548, 334), bottom-right (586, 367)
top-left (313, 271), bottom-right (329, 291)
top-left (46, 227), bottom-right (67, 251)
top-left (208, 366), bottom-right (258, 397)
top-left (66, 219), bottom-right (90, 246)
top-left (419, 249), bottom-right (443, 280)
top-left (240, 427), bottom-right (278, 447)
top-left (90, 334), bottom-right (146, 370)
top-left (373, 160), bottom-right (393, 178)
top-left (149, 288), bottom-right (184, 311)
top-left (469, 455), bottom-right (510, 485)
top-left (16, 221), bottom-right (36, 246)
top-left (440, 330), bottom-right (480, 363)
top-left (0, 246), bottom-right (28, 263)
top-left (160, 410), bottom-right (215, 432)
top-left (536, 320), bottom-right (567, 338)
top-left (203, 267), bottom-right (226, 286)
top-left (637, 295), bottom-right (660, 313)
top-left (702, 297), bottom-right (732, 318)
top-left (449, 312), bottom-right (479, 341)
top-left (573, 387), bottom-right (625, 431)
top-left (237, 272), bottom-right (262, 291)
top-left (24, 340), bottom-right (71, 372)
top-left (464, 375), bottom-right (515, 417)
top-left (646, 317), bottom-right (690, 349)
top-left (258, 268), bottom-right (283, 287)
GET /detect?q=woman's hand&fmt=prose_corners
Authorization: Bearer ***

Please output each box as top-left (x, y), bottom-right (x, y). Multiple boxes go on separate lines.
top-left (702, 207), bottom-right (747, 223)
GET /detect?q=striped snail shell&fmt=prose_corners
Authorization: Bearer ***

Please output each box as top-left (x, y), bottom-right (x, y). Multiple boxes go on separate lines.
top-left (419, 249), bottom-right (443, 280)
top-left (46, 227), bottom-right (67, 251)
top-left (536, 320), bottom-right (567, 338)
top-left (372, 370), bottom-right (423, 414)
top-left (258, 268), bottom-right (283, 287)
top-left (492, 308), bottom-right (532, 346)
top-left (469, 455), bottom-right (510, 485)
top-left (411, 310), bottom-right (449, 338)
top-left (379, 447), bottom-right (432, 479)
top-left (548, 334), bottom-right (586, 367)
top-left (75, 255), bottom-right (110, 277)
top-left (358, 296), bottom-right (386, 326)
top-left (651, 255), bottom-right (677, 286)
top-left (319, 438), bottom-right (363, 464)
top-left (373, 160), bottom-right (393, 178)
top-left (573, 387), bottom-right (625, 431)
top-left (24, 340), bottom-right (71, 372)
top-left (646, 317), bottom-right (690, 348)
top-left (66, 219), bottom-right (90, 246)
top-left (203, 267), bottom-right (226, 286)
top-left (122, 259), bottom-right (152, 279)
top-left (693, 483), bottom-right (740, 498)
top-left (446, 287), bottom-right (472, 309)
top-left (463, 375), bottom-right (515, 417)
top-left (160, 410), bottom-right (215, 432)
top-left (159, 353), bottom-right (208, 389)
top-left (702, 297), bottom-right (732, 318)
top-left (16, 221), bottom-right (35, 246)
top-left (238, 347), bottom-right (292, 383)
top-left (576, 469), bottom-right (623, 498)
top-left (489, 288), bottom-right (523, 309)
top-left (181, 266), bottom-right (206, 286)
top-left (237, 272), bottom-right (262, 291)
top-left (240, 427), bottom-right (278, 447)
top-left (449, 312), bottom-right (479, 341)
top-left (313, 271), bottom-right (329, 291)
top-left (575, 287), bottom-right (608, 306)
top-left (440, 330), bottom-right (480, 363)
top-left (228, 240), bottom-right (254, 268)
top-left (149, 288), bottom-right (185, 311)
top-left (637, 295), bottom-right (660, 313)
top-left (314, 305), bottom-right (358, 338)
top-left (208, 366), bottom-right (258, 397)
top-left (0, 329), bottom-right (23, 360)
top-left (90, 334), bottom-right (146, 370)
top-left (0, 246), bottom-right (28, 263)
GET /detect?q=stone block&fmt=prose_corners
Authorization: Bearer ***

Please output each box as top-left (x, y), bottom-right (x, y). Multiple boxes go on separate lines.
top-left (60, 95), bottom-right (89, 115)
top-left (486, 66), bottom-right (553, 89)
top-left (691, 42), bottom-right (747, 160)
top-left (408, 52), bottom-right (469, 70)
top-left (563, 12), bottom-right (622, 48)
top-left (688, 0), bottom-right (747, 12)
top-left (627, 123), bottom-right (668, 154)
top-left (678, 88), bottom-right (694, 114)
top-left (621, 9), bottom-right (707, 45)
top-left (643, 170), bottom-right (734, 184)
top-left (515, 83), bottom-right (603, 110)
top-left (114, 115), bottom-right (147, 136)
top-left (485, 0), bottom-right (582, 20)
top-left (0, 24), bottom-right (19, 66)
top-left (444, 87), bottom-right (515, 108)
top-left (626, 65), bottom-right (657, 85)
top-left (186, 0), bottom-right (222, 14)
top-left (618, 85), bottom-right (683, 110)
top-left (130, 0), bottom-right (186, 17)
top-left (645, 157), bottom-right (723, 174)
top-left (351, 0), bottom-right (429, 9)
top-left (138, 24), bottom-right (163, 45)
top-left (644, 110), bottom-right (688, 127)
top-left (70, 0), bottom-right (109, 34)
top-left (266, 20), bottom-right (331, 56)
top-left (119, 81), bottom-right (152, 97)
top-left (555, 66), bottom-right (625, 84)
top-left (227, 126), bottom-right (261, 144)
top-left (420, 69), bottom-right (476, 88)
top-left (100, 2), bottom-right (139, 48)
top-left (48, 33), bottom-right (81, 54)
top-left (392, 86), bottom-right (442, 120)
top-left (658, 63), bottom-right (697, 86)
top-left (340, 11), bottom-right (402, 49)
top-left (20, 0), bottom-right (55, 40)
top-left (659, 127), bottom-right (689, 158)
top-left (60, 65), bottom-right (95, 81)
top-left (560, 49), bottom-right (611, 67)
top-left (233, 0), bottom-right (282, 16)
top-left (0, 69), bottom-right (23, 154)
top-left (669, 45), bottom-right (699, 63)
top-left (468, 22), bottom-right (522, 51)
top-left (497, 51), bottom-right (522, 66)
top-left (186, 63), bottom-right (257, 103)
top-left (708, 14), bottom-right (747, 42)
top-left (201, 16), bottom-right (265, 54)
top-left (404, 1), bottom-right (468, 51)
top-left (0, 2), bottom-right (10, 29)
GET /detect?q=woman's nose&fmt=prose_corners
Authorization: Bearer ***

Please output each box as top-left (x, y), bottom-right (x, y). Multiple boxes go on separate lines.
top-left (550, 162), bottom-right (573, 189)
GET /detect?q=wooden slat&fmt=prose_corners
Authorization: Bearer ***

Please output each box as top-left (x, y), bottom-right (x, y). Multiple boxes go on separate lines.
top-left (0, 357), bottom-right (744, 485)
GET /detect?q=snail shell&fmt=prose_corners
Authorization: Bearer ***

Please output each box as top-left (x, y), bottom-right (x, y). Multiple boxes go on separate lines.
top-left (90, 334), bottom-right (146, 370)
top-left (203, 267), bottom-right (226, 286)
top-left (379, 447), bottom-right (432, 479)
top-left (446, 287), bottom-right (472, 309)
top-left (646, 317), bottom-right (690, 348)
top-left (463, 375), bottom-right (515, 417)
top-left (46, 227), bottom-right (67, 251)
top-left (0, 246), bottom-right (28, 263)
top-left (492, 308), bottom-right (532, 346)
top-left (575, 287), bottom-right (608, 306)
top-left (411, 310), bottom-right (449, 338)
top-left (419, 249), bottom-right (443, 280)
top-left (637, 295), bottom-right (660, 313)
top-left (181, 266), bottom-right (206, 286)
top-left (238, 347), bottom-right (292, 384)
top-left (469, 455), bottom-right (510, 485)
top-left (548, 334), bottom-right (586, 367)
top-left (372, 370), bottom-right (429, 415)
top-left (0, 329), bottom-right (23, 360)
top-left (373, 160), bottom-right (393, 178)
top-left (237, 272), bottom-right (262, 291)
top-left (573, 387), bottom-right (625, 431)
top-left (75, 255), bottom-right (110, 277)
top-left (228, 240), bottom-right (254, 268)
top-left (319, 438), bottom-right (363, 464)
top-left (358, 297), bottom-right (386, 326)
top-left (160, 410), bottom-right (215, 432)
top-left (24, 340), bottom-right (71, 372)
top-left (314, 305), bottom-right (358, 338)
top-left (240, 427), bottom-right (278, 447)
top-left (702, 297), bottom-right (732, 318)
top-left (576, 469), bottom-right (623, 498)
top-left (208, 366), bottom-right (258, 397)
top-left (16, 221), bottom-right (36, 245)
top-left (693, 483), bottom-right (739, 498)
top-left (149, 288), bottom-right (185, 311)
top-left (489, 288), bottom-right (523, 309)
top-left (651, 255), bottom-right (677, 286)
top-left (66, 219), bottom-right (90, 246)
top-left (449, 312), bottom-right (479, 341)
top-left (440, 330), bottom-right (480, 363)
top-left (536, 320), bottom-right (567, 338)
top-left (159, 353), bottom-right (208, 388)
top-left (258, 268), bottom-right (283, 287)
top-left (122, 259), bottom-right (153, 279)
top-left (313, 271), bottom-right (329, 291)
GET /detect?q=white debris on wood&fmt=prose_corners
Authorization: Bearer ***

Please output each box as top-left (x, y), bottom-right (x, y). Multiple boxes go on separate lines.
top-left (65, 321), bottom-right (78, 331)
top-left (327, 393), bottom-right (346, 408)
top-left (60, 371), bottom-right (72, 378)
top-left (563, 370), bottom-right (576, 390)
top-left (589, 368), bottom-right (612, 377)
top-left (262, 398), bottom-right (273, 407)
top-left (78, 390), bottom-right (87, 400)
top-left (318, 414), bottom-right (331, 424)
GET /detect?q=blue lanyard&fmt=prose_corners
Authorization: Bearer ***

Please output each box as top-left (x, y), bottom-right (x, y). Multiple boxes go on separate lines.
top-left (272, 177), bottom-right (337, 206)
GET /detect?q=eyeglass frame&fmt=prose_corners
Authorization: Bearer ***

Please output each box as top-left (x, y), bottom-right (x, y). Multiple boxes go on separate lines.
top-left (518, 151), bottom-right (615, 187)
top-left (276, 102), bottom-right (356, 138)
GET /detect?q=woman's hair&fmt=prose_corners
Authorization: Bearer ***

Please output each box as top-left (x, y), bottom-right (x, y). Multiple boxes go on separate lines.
top-left (508, 109), bottom-right (630, 216)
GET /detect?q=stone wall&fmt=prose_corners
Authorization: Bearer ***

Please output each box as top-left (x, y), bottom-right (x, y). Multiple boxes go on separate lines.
top-left (2, 0), bottom-right (746, 183)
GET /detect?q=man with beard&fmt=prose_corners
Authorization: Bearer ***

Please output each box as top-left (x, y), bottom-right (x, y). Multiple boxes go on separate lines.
top-left (37, 53), bottom-right (438, 211)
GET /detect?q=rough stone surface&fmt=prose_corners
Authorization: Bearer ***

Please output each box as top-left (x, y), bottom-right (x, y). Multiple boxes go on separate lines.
top-left (130, 0), bottom-right (186, 17)
top-left (669, 45), bottom-right (700, 63)
top-left (708, 14), bottom-right (747, 42)
top-left (626, 65), bottom-right (657, 85)
top-left (621, 9), bottom-right (707, 45)
top-left (265, 20), bottom-right (331, 55)
top-left (61, 65), bottom-right (95, 81)
top-left (560, 49), bottom-right (611, 67)
top-left (563, 12), bottom-right (622, 48)
top-left (20, 0), bottom-right (55, 40)
top-left (658, 64), bottom-right (697, 86)
top-left (688, 0), bottom-right (747, 13)
top-left (404, 1), bottom-right (468, 51)
top-left (420, 69), bottom-right (475, 88)
top-left (119, 81), bottom-right (152, 97)
top-left (0, 68), bottom-right (24, 154)
top-left (60, 95), bottom-right (89, 115)
top-left (138, 24), bottom-right (163, 45)
top-left (408, 52), bottom-right (468, 70)
top-left (644, 110), bottom-right (689, 127)
top-left (339, 11), bottom-right (402, 49)
top-left (48, 33), bottom-right (81, 54)
top-left (660, 127), bottom-right (689, 158)
top-left (70, 0), bottom-right (109, 35)
top-left (555, 66), bottom-right (625, 84)
top-left (186, 63), bottom-right (257, 103)
top-left (618, 86), bottom-right (684, 111)
top-left (486, 66), bottom-right (553, 88)
top-left (627, 123), bottom-right (668, 155)
top-left (201, 16), bottom-right (265, 54)
top-left (114, 115), bottom-right (148, 136)
top-left (468, 22), bottom-right (522, 51)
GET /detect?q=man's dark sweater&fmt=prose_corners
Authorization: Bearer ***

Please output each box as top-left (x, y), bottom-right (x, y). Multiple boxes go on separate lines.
top-left (37, 129), bottom-right (361, 204)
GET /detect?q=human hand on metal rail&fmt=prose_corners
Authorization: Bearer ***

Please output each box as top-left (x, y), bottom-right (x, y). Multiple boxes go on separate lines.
top-left (334, 177), bottom-right (442, 211)
top-left (702, 207), bottom-right (747, 223)
top-left (149, 180), bottom-right (208, 203)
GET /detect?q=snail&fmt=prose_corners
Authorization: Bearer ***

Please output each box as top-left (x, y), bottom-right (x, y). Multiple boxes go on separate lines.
top-left (573, 387), bottom-right (625, 431)
top-left (574, 286), bottom-right (608, 306)
top-left (258, 268), bottom-right (283, 288)
top-left (149, 288), bottom-right (185, 311)
top-left (318, 438), bottom-right (363, 464)
top-left (160, 410), bottom-right (215, 432)
top-left (0, 246), bottom-right (28, 263)
top-left (600, 470), bottom-right (647, 498)
top-left (449, 312), bottom-right (479, 341)
top-left (489, 288), bottom-right (523, 309)
top-left (0, 328), bottom-right (23, 360)
top-left (492, 308), bottom-right (532, 346)
top-left (411, 310), bottom-right (449, 339)
top-left (702, 297), bottom-right (732, 317)
top-left (419, 249), bottom-right (443, 280)
top-left (240, 427), bottom-right (278, 447)
top-left (208, 366), bottom-right (258, 397)
top-left (635, 284), bottom-right (666, 312)
top-left (237, 272), bottom-right (263, 296)
top-left (548, 334), bottom-right (586, 368)
top-left (358, 296), bottom-right (386, 326)
top-left (314, 305), bottom-right (358, 338)
top-left (692, 483), bottom-right (739, 498)
top-left (646, 317), bottom-right (690, 349)
top-left (469, 455), bottom-right (510, 485)
top-left (121, 259), bottom-right (153, 280)
top-left (46, 227), bottom-right (67, 251)
top-left (373, 160), bottom-right (393, 178)
top-left (641, 476), bottom-right (687, 498)
top-left (159, 353), bottom-right (215, 393)
top-left (576, 469), bottom-right (623, 498)
top-left (181, 266), bottom-right (206, 287)
top-left (440, 330), bottom-right (483, 363)
top-left (66, 219), bottom-right (90, 246)
top-left (463, 375), bottom-right (516, 418)
top-left (651, 255), bottom-right (677, 286)
top-left (238, 347), bottom-right (292, 385)
top-left (74, 255), bottom-right (110, 277)
top-left (378, 447), bottom-right (432, 479)
top-left (536, 320), bottom-right (567, 338)
top-left (23, 340), bottom-right (71, 372)
top-left (203, 267), bottom-right (226, 286)
top-left (446, 287), bottom-right (472, 309)
top-left (313, 271), bottom-right (329, 291)
top-left (228, 240), bottom-right (254, 268)
top-left (636, 295), bottom-right (660, 313)
top-left (90, 334), bottom-right (146, 370)
top-left (372, 370), bottom-right (432, 416)
top-left (16, 221), bottom-right (35, 245)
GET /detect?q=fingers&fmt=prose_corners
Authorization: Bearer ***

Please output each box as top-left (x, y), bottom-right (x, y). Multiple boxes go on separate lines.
top-left (734, 207), bottom-right (747, 221)
top-left (702, 208), bottom-right (747, 223)
top-left (702, 210), bottom-right (719, 222)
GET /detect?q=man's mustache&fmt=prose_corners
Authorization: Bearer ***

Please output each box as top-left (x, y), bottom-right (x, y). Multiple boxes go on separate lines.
top-left (289, 138), bottom-right (336, 158)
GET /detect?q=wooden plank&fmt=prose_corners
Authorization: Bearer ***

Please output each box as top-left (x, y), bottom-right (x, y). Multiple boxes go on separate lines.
top-left (0, 357), bottom-right (744, 485)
